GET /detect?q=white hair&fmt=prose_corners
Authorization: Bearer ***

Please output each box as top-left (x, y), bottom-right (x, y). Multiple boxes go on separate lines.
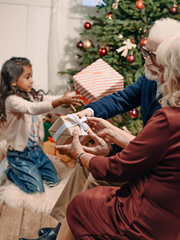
top-left (156, 34), bottom-right (180, 107)
top-left (148, 18), bottom-right (180, 43)
top-left (145, 66), bottom-right (159, 81)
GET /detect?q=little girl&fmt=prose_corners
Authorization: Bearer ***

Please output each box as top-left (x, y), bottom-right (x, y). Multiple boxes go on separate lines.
top-left (0, 57), bottom-right (82, 194)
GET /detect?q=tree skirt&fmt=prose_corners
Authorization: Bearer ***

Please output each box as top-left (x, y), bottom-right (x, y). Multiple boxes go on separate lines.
top-left (0, 154), bottom-right (74, 215)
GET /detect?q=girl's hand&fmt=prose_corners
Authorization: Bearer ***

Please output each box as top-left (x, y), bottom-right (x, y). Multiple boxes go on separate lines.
top-left (61, 87), bottom-right (83, 111)
top-left (55, 129), bottom-right (84, 159)
top-left (86, 117), bottom-right (115, 142)
top-left (83, 128), bottom-right (111, 156)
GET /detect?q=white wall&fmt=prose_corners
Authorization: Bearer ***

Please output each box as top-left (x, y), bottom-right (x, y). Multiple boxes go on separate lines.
top-left (0, 0), bottom-right (51, 92)
top-left (0, 0), bottom-right (98, 94)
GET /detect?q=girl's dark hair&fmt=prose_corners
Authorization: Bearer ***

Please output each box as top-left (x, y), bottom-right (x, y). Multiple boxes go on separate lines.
top-left (0, 57), bottom-right (47, 122)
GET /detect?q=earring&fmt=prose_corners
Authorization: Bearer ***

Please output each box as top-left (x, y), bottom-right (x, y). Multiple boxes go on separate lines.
top-left (11, 84), bottom-right (17, 93)
top-left (12, 81), bottom-right (17, 87)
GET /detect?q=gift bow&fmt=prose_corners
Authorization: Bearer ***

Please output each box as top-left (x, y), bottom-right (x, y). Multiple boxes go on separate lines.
top-left (112, 0), bottom-right (120, 10)
top-left (53, 114), bottom-right (89, 143)
top-left (116, 39), bottom-right (136, 57)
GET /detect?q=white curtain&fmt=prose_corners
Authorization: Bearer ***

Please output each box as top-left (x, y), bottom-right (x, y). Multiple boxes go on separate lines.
top-left (48, 0), bottom-right (70, 95)
top-left (48, 0), bottom-right (76, 115)
top-left (48, 0), bottom-right (97, 97)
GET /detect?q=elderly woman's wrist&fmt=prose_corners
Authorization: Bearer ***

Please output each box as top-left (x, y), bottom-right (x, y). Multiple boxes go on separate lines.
top-left (106, 129), bottom-right (115, 142)
top-left (107, 143), bottom-right (115, 157)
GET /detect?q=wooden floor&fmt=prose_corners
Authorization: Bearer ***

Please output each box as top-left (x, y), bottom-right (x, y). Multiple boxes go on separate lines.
top-left (0, 202), bottom-right (58, 240)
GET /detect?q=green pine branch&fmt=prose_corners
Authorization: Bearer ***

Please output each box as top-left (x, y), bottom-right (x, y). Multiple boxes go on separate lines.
top-left (58, 0), bottom-right (180, 134)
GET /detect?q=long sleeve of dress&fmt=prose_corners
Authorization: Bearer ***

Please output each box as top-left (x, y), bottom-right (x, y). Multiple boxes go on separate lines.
top-left (67, 107), bottom-right (180, 240)
top-left (89, 109), bottom-right (169, 183)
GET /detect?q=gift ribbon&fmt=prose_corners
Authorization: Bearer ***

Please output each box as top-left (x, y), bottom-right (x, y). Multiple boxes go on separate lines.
top-left (52, 114), bottom-right (89, 143)
top-left (112, 0), bottom-right (120, 10)
top-left (116, 39), bottom-right (136, 57)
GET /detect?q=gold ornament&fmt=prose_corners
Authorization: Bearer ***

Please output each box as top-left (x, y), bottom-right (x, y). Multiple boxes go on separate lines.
top-left (118, 33), bottom-right (123, 39)
top-left (83, 39), bottom-right (92, 49)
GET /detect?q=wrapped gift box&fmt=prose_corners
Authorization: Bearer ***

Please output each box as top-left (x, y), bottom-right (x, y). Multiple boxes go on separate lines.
top-left (73, 58), bottom-right (124, 104)
top-left (51, 113), bottom-right (61, 123)
top-left (43, 121), bottom-right (52, 141)
top-left (48, 114), bottom-right (91, 146)
top-left (43, 113), bottom-right (61, 141)
top-left (46, 153), bottom-right (76, 168)
top-left (43, 139), bottom-right (61, 157)
top-left (43, 140), bottom-right (75, 165)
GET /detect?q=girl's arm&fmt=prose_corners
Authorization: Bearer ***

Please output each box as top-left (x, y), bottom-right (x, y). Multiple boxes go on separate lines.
top-left (44, 87), bottom-right (83, 112)
top-left (5, 88), bottom-right (83, 115)
top-left (5, 95), bottom-right (54, 115)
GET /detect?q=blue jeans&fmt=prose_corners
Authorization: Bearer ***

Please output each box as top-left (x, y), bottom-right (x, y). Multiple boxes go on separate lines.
top-left (6, 145), bottom-right (60, 194)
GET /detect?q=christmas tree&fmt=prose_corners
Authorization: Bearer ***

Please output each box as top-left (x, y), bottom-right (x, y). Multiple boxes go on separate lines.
top-left (59, 0), bottom-right (180, 135)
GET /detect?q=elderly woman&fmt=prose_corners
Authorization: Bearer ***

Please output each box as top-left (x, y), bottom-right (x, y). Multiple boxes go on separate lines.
top-left (55, 34), bottom-right (180, 240)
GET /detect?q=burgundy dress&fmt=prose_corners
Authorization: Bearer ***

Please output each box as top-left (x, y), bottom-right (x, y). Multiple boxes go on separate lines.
top-left (67, 107), bottom-right (180, 240)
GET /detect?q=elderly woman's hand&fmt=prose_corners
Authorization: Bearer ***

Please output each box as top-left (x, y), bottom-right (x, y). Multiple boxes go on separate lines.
top-left (83, 128), bottom-right (111, 156)
top-left (87, 116), bottom-right (135, 149)
top-left (86, 117), bottom-right (115, 141)
top-left (54, 129), bottom-right (84, 160)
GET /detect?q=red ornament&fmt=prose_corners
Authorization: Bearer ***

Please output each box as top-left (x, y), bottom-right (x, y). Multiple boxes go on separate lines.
top-left (169, 6), bottom-right (178, 15)
top-left (98, 47), bottom-right (107, 56)
top-left (130, 109), bottom-right (137, 119)
top-left (108, 11), bottom-right (113, 19)
top-left (84, 22), bottom-right (91, 30)
top-left (127, 54), bottom-right (136, 63)
top-left (135, 0), bottom-right (145, 9)
top-left (76, 41), bottom-right (83, 48)
top-left (140, 38), bottom-right (147, 46)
